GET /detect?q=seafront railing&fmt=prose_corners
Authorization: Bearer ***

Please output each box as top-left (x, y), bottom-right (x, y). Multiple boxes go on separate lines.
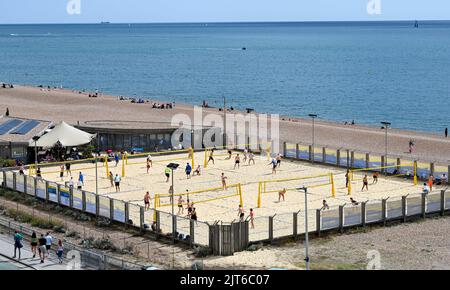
top-left (282, 141), bottom-right (450, 181)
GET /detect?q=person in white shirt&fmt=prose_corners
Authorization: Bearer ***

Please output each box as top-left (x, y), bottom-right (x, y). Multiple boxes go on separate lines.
top-left (422, 183), bottom-right (430, 194)
top-left (114, 174), bottom-right (121, 192)
top-left (45, 232), bottom-right (53, 258)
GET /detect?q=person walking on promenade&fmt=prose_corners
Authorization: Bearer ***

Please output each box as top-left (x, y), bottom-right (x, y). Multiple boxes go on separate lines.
top-left (38, 234), bottom-right (47, 263)
top-left (30, 231), bottom-right (38, 258)
top-left (56, 240), bottom-right (64, 264)
top-left (12, 231), bottom-right (23, 260)
top-left (45, 232), bottom-right (53, 258)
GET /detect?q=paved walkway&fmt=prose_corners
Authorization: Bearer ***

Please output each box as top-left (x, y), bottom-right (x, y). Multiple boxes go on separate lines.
top-left (0, 233), bottom-right (69, 270)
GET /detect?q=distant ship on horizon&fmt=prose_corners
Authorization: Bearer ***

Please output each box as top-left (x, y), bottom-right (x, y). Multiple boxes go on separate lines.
top-left (100, 21), bottom-right (111, 25)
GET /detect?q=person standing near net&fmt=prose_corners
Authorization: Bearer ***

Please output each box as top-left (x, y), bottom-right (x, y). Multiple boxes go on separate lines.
top-left (177, 196), bottom-right (185, 215)
top-left (243, 148), bottom-right (248, 163)
top-left (238, 205), bottom-right (245, 222)
top-left (345, 170), bottom-right (350, 188)
top-left (59, 165), bottom-right (64, 181)
top-left (185, 163), bottom-right (192, 179)
top-left (191, 207), bottom-right (198, 225)
top-left (372, 172), bottom-right (379, 184)
top-left (109, 171), bottom-right (114, 187)
top-left (78, 171), bottom-right (84, 186)
top-left (147, 154), bottom-right (153, 167)
top-left (65, 162), bottom-right (71, 176)
top-left (207, 149), bottom-right (215, 165)
top-left (269, 158), bottom-right (277, 174)
top-left (249, 208), bottom-right (255, 229)
top-left (221, 173), bottom-right (228, 189)
top-left (234, 154), bottom-right (241, 169)
top-left (278, 188), bottom-right (286, 202)
top-left (361, 175), bottom-right (369, 191)
top-left (115, 153), bottom-right (120, 167)
top-left (146, 159), bottom-right (151, 174)
top-left (248, 151), bottom-right (255, 165)
top-left (144, 191), bottom-right (151, 210)
top-left (276, 153), bottom-right (282, 168)
top-left (165, 167), bottom-right (171, 182)
top-left (114, 174), bottom-right (121, 192)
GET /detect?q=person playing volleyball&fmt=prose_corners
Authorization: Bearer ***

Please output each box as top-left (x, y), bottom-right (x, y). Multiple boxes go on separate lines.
top-left (278, 188), bottom-right (286, 202)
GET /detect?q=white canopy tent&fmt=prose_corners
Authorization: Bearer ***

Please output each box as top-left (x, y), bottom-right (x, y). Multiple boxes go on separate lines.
top-left (29, 121), bottom-right (95, 148)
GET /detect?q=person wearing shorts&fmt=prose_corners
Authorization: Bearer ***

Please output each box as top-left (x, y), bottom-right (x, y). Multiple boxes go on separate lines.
top-left (226, 150), bottom-right (232, 160)
top-left (278, 188), bottom-right (286, 202)
top-left (234, 154), bottom-right (241, 169)
top-left (38, 234), bottom-right (47, 263)
top-left (208, 149), bottom-right (215, 164)
top-left (248, 152), bottom-right (255, 165)
top-left (193, 165), bottom-right (201, 176)
top-left (185, 163), bottom-right (192, 179)
top-left (65, 163), bottom-right (71, 176)
top-left (191, 208), bottom-right (198, 225)
top-left (177, 196), bottom-right (185, 215)
top-left (361, 175), bottom-right (369, 191)
top-left (59, 165), bottom-right (64, 181)
top-left (146, 160), bottom-right (151, 174)
top-left (186, 199), bottom-right (192, 217)
top-left (269, 158), bottom-right (277, 174)
top-left (114, 174), bottom-right (121, 192)
top-left (276, 154), bottom-right (282, 168)
top-left (144, 191), bottom-right (151, 210)
top-left (372, 172), bottom-right (379, 184)
top-left (237, 205), bottom-right (245, 222)
top-left (165, 167), bottom-right (171, 182)
top-left (221, 173), bottom-right (227, 189)
top-left (428, 175), bottom-right (434, 192)
top-left (249, 208), bottom-right (255, 229)
top-left (45, 232), bottom-right (52, 257)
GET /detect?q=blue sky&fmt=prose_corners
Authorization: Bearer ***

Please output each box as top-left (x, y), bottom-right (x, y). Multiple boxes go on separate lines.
top-left (0, 0), bottom-right (449, 24)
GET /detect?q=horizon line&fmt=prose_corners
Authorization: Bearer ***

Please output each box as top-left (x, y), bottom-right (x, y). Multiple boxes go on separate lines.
top-left (1, 19), bottom-right (450, 25)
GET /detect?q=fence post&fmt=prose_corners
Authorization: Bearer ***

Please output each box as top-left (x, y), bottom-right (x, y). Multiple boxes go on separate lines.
top-left (365, 153), bottom-right (370, 170)
top-left (322, 147), bottom-right (326, 163)
top-left (2, 171), bottom-right (6, 189)
top-left (82, 191), bottom-right (86, 212)
top-left (382, 199), bottom-right (387, 226)
top-left (402, 196), bottom-right (407, 223)
top-left (308, 145), bottom-right (313, 162)
top-left (339, 205), bottom-right (344, 233)
top-left (156, 211), bottom-right (161, 239)
top-left (69, 187), bottom-right (74, 208)
top-left (316, 209), bottom-right (321, 237)
top-left (45, 180), bottom-right (49, 202)
top-left (172, 214), bottom-right (177, 241)
top-left (292, 212), bottom-right (298, 239)
top-left (13, 172), bottom-right (16, 191)
top-left (361, 202), bottom-right (366, 227)
top-left (23, 174), bottom-right (27, 194)
top-left (268, 215), bottom-right (274, 242)
top-left (139, 206), bottom-right (144, 232)
top-left (190, 219), bottom-right (195, 246)
top-left (57, 184), bottom-right (62, 204)
top-left (336, 149), bottom-right (341, 167)
top-left (421, 193), bottom-right (426, 219)
top-left (283, 142), bottom-right (287, 158)
top-left (397, 158), bottom-right (401, 172)
top-left (430, 162), bottom-right (434, 177)
top-left (440, 190), bottom-right (445, 216)
top-left (95, 195), bottom-right (100, 217)
top-left (34, 177), bottom-right (37, 197)
top-left (296, 144), bottom-right (300, 159)
top-left (124, 202), bottom-right (129, 225)
top-left (350, 151), bottom-right (355, 168)
top-left (110, 199), bottom-right (114, 221)
top-left (381, 156), bottom-right (385, 174)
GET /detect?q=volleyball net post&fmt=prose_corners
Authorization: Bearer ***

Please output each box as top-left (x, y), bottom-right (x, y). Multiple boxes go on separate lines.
top-left (105, 157), bottom-right (109, 178)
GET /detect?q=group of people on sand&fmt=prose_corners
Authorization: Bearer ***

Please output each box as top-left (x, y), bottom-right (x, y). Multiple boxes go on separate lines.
top-left (152, 102), bottom-right (174, 109)
top-left (1, 83), bottom-right (14, 89)
top-left (206, 148), bottom-right (258, 169)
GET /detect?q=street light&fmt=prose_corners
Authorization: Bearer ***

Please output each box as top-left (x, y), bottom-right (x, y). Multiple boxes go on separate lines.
top-left (381, 121), bottom-right (391, 169)
top-left (32, 136), bottom-right (40, 177)
top-left (297, 186), bottom-right (310, 270)
top-left (167, 162), bottom-right (180, 238)
top-left (308, 114), bottom-right (318, 164)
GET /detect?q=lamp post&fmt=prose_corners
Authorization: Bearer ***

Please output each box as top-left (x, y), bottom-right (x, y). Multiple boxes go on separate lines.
top-left (297, 186), bottom-right (310, 270)
top-left (381, 121), bottom-right (391, 168)
top-left (32, 136), bottom-right (40, 177)
top-left (95, 152), bottom-right (98, 195)
top-left (308, 114), bottom-right (318, 164)
top-left (167, 163), bottom-right (180, 238)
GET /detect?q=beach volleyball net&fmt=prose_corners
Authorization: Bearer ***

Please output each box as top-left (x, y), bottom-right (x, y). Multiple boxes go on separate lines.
top-left (203, 142), bottom-right (272, 168)
top-left (154, 183), bottom-right (244, 215)
top-left (347, 161), bottom-right (418, 194)
top-left (107, 147), bottom-right (195, 178)
top-left (28, 157), bottom-right (102, 177)
top-left (257, 173), bottom-right (336, 208)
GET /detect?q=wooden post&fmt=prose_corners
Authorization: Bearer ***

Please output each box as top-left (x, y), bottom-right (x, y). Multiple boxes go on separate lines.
top-left (402, 196), bottom-right (407, 223)
top-left (268, 216), bottom-right (274, 242)
top-left (361, 202), bottom-right (366, 227)
top-left (339, 206), bottom-right (344, 233)
top-left (441, 190), bottom-right (445, 216)
top-left (421, 193), bottom-right (426, 219)
top-left (365, 153), bottom-right (370, 170)
top-left (382, 199), bottom-right (387, 226)
top-left (316, 209), bottom-right (321, 237)
top-left (296, 144), bottom-right (300, 159)
top-left (110, 199), bottom-right (115, 221)
top-left (336, 149), bottom-right (341, 167)
top-left (293, 212), bottom-right (298, 239)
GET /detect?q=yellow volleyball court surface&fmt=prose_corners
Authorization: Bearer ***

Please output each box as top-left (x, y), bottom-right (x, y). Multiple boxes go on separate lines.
top-left (29, 148), bottom-right (440, 226)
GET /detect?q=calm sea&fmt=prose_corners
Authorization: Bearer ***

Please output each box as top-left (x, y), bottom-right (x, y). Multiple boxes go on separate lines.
top-left (1, 21), bottom-right (449, 133)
